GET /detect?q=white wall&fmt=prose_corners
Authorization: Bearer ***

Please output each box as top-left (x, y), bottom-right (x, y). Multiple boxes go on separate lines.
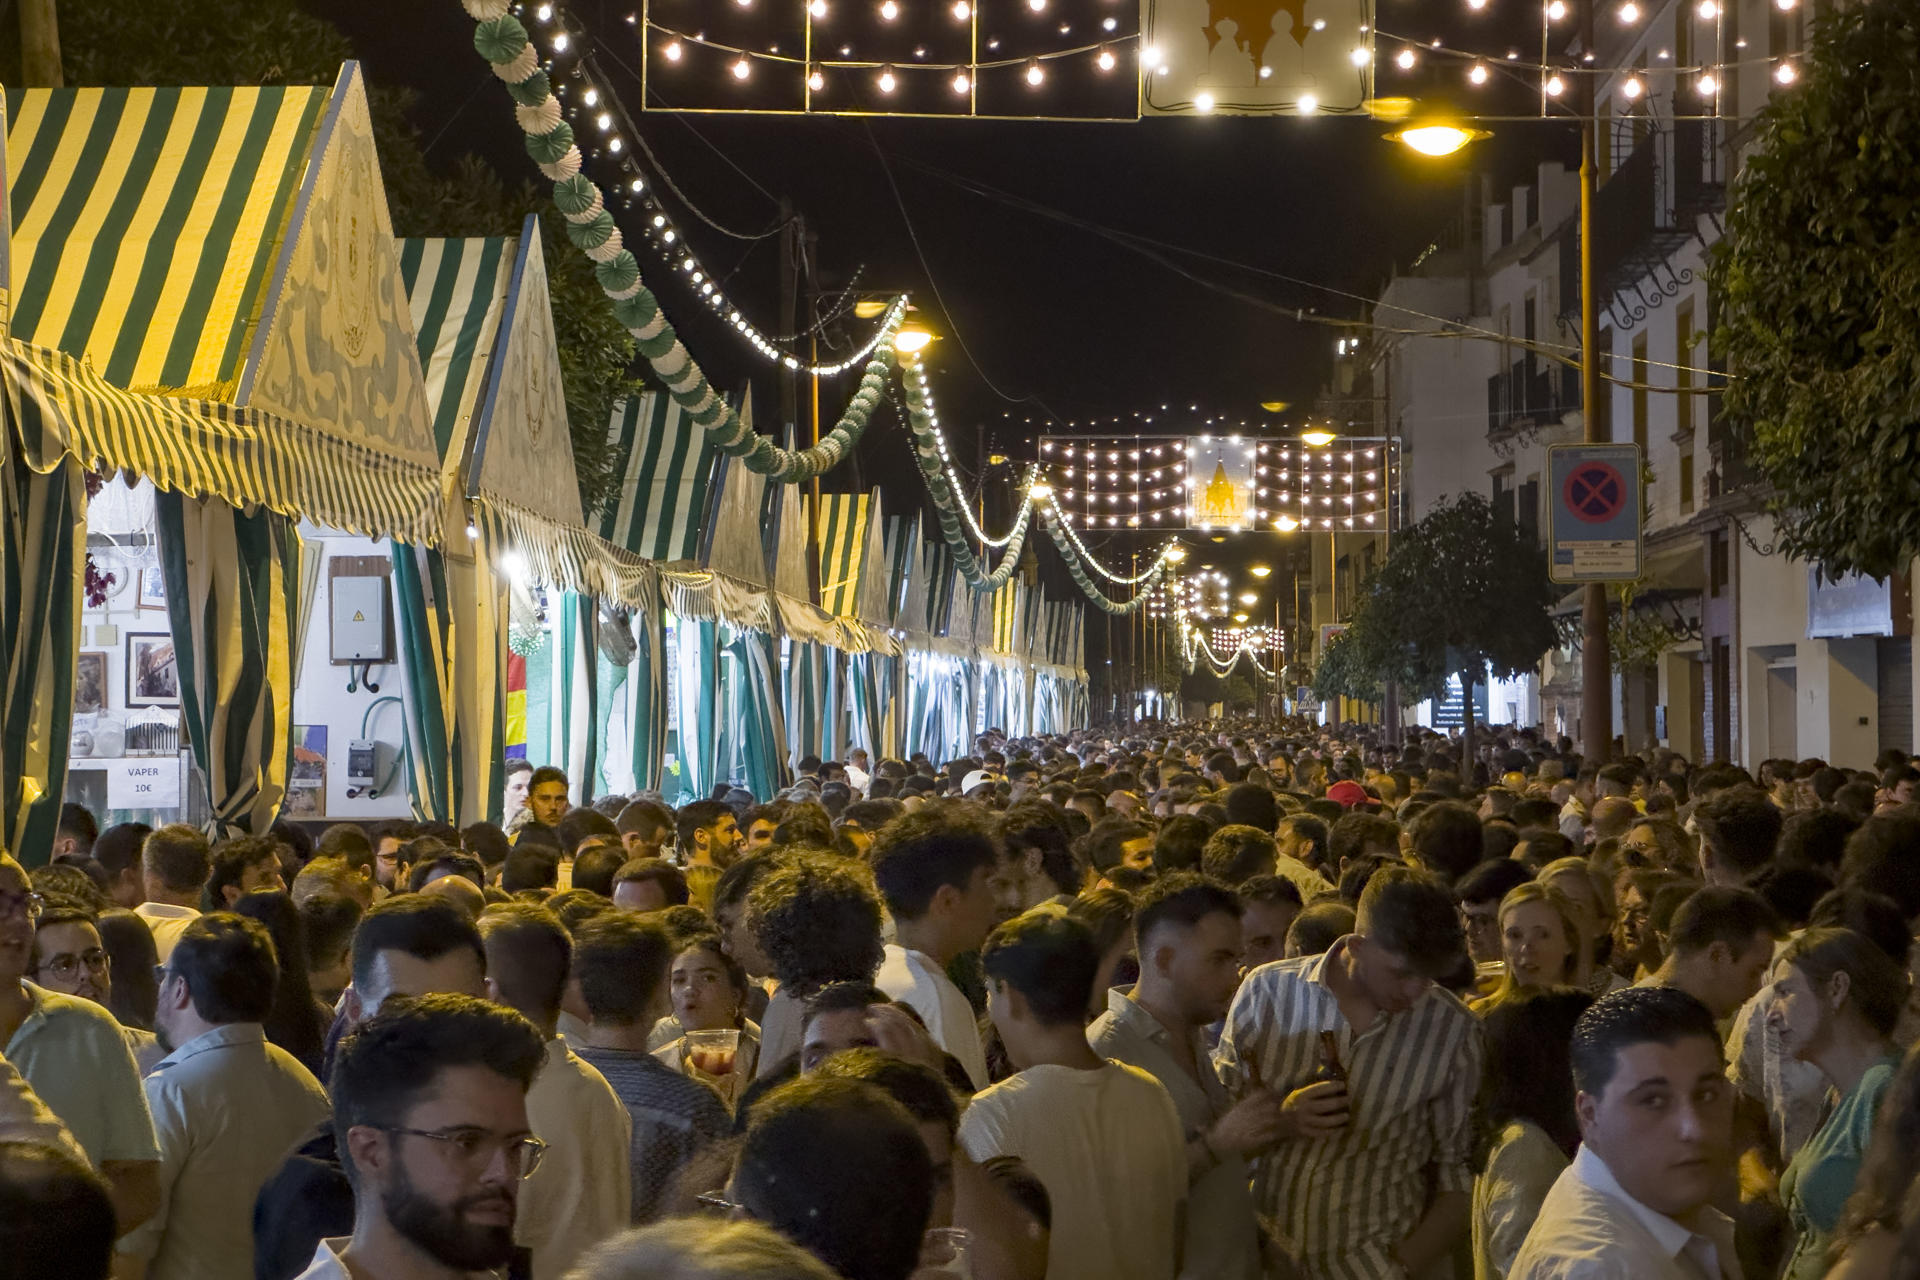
top-left (1374, 274), bottom-right (1499, 520)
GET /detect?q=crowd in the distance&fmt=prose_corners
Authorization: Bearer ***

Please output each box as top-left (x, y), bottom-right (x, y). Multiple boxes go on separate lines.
top-left (6, 720), bottom-right (1920, 1280)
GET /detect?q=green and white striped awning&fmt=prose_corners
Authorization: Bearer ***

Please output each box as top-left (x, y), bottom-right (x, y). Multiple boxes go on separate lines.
top-left (602, 391), bottom-right (719, 562)
top-left (401, 236), bottom-right (511, 463)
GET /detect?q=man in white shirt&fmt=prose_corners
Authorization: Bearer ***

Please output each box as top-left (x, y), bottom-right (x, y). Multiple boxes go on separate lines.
top-left (481, 903), bottom-right (632, 1278)
top-left (1090, 874), bottom-right (1279, 1280)
top-left (845, 749), bottom-right (873, 797)
top-left (870, 805), bottom-right (1000, 1089)
top-left (1511, 986), bottom-right (1740, 1280)
top-left (294, 993), bottom-right (549, 1280)
top-left (133, 825), bottom-right (210, 962)
top-left (120, 914), bottom-right (331, 1280)
top-left (959, 911), bottom-right (1187, 1280)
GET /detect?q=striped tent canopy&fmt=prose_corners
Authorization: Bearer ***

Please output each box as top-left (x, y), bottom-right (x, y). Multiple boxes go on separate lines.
top-left (770, 482), bottom-right (811, 603)
top-left (5, 64), bottom-right (441, 540)
top-left (601, 389), bottom-right (719, 564)
top-left (401, 236), bottom-right (511, 464)
top-left (920, 543), bottom-right (954, 639)
top-left (989, 580), bottom-right (1024, 656)
top-left (882, 513), bottom-right (918, 631)
top-left (855, 491), bottom-right (892, 628)
top-left (817, 492), bottom-right (872, 620)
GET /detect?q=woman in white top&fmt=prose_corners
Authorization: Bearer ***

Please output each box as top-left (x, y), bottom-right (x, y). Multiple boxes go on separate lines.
top-left (1472, 987), bottom-right (1597, 1280)
top-left (652, 934), bottom-right (762, 1108)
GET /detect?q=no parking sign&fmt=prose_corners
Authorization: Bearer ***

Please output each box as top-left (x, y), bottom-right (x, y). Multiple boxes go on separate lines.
top-left (1546, 443), bottom-right (1643, 583)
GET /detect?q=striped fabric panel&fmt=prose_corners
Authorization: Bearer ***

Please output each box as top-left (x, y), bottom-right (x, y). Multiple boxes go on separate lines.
top-left (0, 455), bottom-right (83, 863)
top-left (389, 543), bottom-right (454, 822)
top-left (882, 514), bottom-right (917, 627)
top-left (2, 333), bottom-right (443, 545)
top-left (6, 85), bottom-right (328, 393)
top-left (601, 392), bottom-right (720, 562)
top-left (399, 237), bottom-right (511, 462)
top-left (817, 492), bottom-right (868, 619)
top-left (991, 582), bottom-right (1020, 654)
top-left (156, 492), bottom-right (299, 837)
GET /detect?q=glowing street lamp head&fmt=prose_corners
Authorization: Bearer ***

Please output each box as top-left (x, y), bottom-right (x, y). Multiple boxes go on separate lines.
top-left (1028, 481), bottom-right (1054, 502)
top-left (893, 326), bottom-right (935, 355)
top-left (1250, 564), bottom-right (1272, 577)
top-left (1238, 591), bottom-right (1258, 605)
top-left (1299, 428), bottom-right (1337, 447)
top-left (1166, 545), bottom-right (1189, 563)
top-left (1389, 122), bottom-right (1491, 156)
top-left (1274, 515), bottom-right (1301, 532)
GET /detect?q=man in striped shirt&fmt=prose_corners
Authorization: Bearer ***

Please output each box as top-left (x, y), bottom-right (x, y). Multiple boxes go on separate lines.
top-left (1215, 865), bottom-right (1482, 1280)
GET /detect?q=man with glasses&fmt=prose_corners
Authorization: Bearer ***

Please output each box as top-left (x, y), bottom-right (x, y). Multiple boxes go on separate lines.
top-left (121, 913), bottom-right (330, 1280)
top-left (296, 993), bottom-right (548, 1280)
top-left (30, 902), bottom-right (164, 1072)
top-left (0, 854), bottom-right (162, 1245)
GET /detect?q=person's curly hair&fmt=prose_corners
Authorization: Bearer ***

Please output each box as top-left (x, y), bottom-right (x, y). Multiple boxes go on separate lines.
top-left (747, 853), bottom-right (884, 998)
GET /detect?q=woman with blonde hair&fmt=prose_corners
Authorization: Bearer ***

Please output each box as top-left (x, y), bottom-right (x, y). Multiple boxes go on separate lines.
top-left (1469, 882), bottom-right (1584, 1015)
top-left (565, 1218), bottom-right (840, 1280)
top-left (1538, 856), bottom-right (1630, 997)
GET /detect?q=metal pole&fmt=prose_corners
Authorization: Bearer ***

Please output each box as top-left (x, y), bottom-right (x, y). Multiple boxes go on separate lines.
top-left (1579, 0), bottom-right (1613, 763)
top-left (19, 0), bottom-right (60, 87)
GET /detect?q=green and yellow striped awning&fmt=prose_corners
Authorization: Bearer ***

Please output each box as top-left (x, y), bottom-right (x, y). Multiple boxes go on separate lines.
top-left (818, 492), bottom-right (871, 620)
top-left (6, 85), bottom-right (328, 397)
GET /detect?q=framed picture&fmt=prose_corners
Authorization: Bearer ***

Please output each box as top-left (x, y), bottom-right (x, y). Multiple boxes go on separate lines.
top-left (75, 652), bottom-right (107, 715)
top-left (286, 725), bottom-right (327, 818)
top-left (138, 566), bottom-right (167, 611)
top-left (126, 633), bottom-right (180, 708)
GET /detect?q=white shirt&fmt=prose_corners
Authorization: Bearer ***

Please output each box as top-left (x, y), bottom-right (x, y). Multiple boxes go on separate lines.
top-left (0, 1048), bottom-right (83, 1159)
top-left (1510, 1144), bottom-right (1741, 1280)
top-left (134, 903), bottom-right (200, 963)
top-left (756, 988), bottom-right (805, 1078)
top-left (875, 943), bottom-right (988, 1090)
top-left (517, 1037), bottom-right (634, 1279)
top-left (1473, 1120), bottom-right (1569, 1280)
top-left (958, 1062), bottom-right (1188, 1280)
top-left (846, 764), bottom-right (871, 795)
top-left (120, 1023), bottom-right (332, 1280)
top-left (1273, 852), bottom-right (1335, 903)
top-left (291, 1237), bottom-right (505, 1280)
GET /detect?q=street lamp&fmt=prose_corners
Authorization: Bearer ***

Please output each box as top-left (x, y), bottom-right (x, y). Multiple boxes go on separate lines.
top-left (1299, 428), bottom-right (1337, 448)
top-left (1250, 564), bottom-right (1272, 577)
top-left (1273, 514), bottom-right (1301, 532)
top-left (1238, 591), bottom-right (1258, 605)
top-left (893, 325), bottom-right (937, 355)
top-left (1384, 110), bottom-right (1493, 157)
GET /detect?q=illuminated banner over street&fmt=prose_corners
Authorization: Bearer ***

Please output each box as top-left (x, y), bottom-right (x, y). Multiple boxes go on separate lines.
top-left (1140, 0), bottom-right (1372, 116)
top-left (1187, 436), bottom-right (1258, 530)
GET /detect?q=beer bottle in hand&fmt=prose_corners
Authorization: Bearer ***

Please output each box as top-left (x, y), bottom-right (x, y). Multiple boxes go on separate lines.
top-left (1311, 1030), bottom-right (1347, 1084)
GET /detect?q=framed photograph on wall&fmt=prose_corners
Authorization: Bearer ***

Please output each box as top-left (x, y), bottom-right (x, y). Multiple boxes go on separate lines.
top-left (138, 566), bottom-right (167, 611)
top-left (75, 652), bottom-right (107, 715)
top-left (126, 633), bottom-right (180, 708)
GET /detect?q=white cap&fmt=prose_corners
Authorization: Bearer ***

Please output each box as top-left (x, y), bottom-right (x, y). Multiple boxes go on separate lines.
top-left (961, 769), bottom-right (997, 795)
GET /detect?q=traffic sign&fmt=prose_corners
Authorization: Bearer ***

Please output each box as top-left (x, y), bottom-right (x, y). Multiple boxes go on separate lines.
top-left (1546, 443), bottom-right (1643, 583)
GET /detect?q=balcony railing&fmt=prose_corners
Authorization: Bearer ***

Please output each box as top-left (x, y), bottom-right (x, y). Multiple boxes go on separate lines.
top-left (1488, 357), bottom-right (1581, 436)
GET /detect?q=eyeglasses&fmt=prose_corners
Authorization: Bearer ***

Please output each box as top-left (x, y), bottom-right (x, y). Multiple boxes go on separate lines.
top-left (35, 949), bottom-right (109, 981)
top-left (0, 891), bottom-right (44, 922)
top-left (376, 1126), bottom-right (548, 1179)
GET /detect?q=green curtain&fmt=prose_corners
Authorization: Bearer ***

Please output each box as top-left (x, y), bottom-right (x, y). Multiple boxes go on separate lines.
top-left (785, 641), bottom-right (830, 769)
top-left (846, 652), bottom-right (883, 761)
top-left (155, 493), bottom-right (299, 838)
top-left (728, 627), bottom-right (786, 801)
top-left (0, 449), bottom-right (83, 864)
top-left (551, 592), bottom-right (599, 805)
top-left (389, 543), bottom-right (453, 822)
top-left (672, 615), bottom-right (720, 801)
top-left (632, 605), bottom-right (668, 794)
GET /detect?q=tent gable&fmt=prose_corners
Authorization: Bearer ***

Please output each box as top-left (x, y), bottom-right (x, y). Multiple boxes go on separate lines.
top-left (856, 490), bottom-right (892, 627)
top-left (706, 389), bottom-right (773, 588)
top-left (601, 390), bottom-right (720, 562)
top-left (470, 221), bottom-right (583, 529)
top-left (242, 62), bottom-right (437, 472)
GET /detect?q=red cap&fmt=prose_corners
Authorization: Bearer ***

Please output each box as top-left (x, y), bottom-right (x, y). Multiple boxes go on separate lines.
top-left (1326, 780), bottom-right (1374, 811)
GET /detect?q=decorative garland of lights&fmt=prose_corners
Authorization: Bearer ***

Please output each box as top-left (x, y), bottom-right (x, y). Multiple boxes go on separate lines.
top-left (1038, 508), bottom-right (1166, 615)
top-left (1183, 626), bottom-right (1272, 680)
top-left (465, 0), bottom-right (897, 483)
top-left (898, 359), bottom-right (1032, 591)
top-left (521, 6), bottom-right (905, 376)
top-left (1049, 502), bottom-right (1184, 585)
top-left (905, 361), bottom-right (1029, 551)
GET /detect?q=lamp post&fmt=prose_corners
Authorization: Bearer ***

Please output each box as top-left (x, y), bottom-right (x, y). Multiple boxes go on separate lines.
top-left (1387, 20), bottom-right (1612, 763)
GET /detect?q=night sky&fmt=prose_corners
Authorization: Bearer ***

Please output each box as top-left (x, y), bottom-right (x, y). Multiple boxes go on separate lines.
top-left (314, 0), bottom-right (1573, 673)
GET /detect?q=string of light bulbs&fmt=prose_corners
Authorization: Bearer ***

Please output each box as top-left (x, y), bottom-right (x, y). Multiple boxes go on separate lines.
top-left (467, 0), bottom-right (901, 482)
top-left (522, 3), bottom-right (907, 377)
top-left (1042, 497), bottom-right (1183, 584)
top-left (904, 360), bottom-right (1031, 549)
top-left (1036, 506), bottom-right (1168, 615)
top-left (896, 359), bottom-right (1034, 590)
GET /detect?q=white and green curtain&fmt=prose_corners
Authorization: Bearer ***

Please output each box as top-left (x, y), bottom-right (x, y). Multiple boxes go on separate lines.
top-left (390, 543), bottom-right (454, 821)
top-left (156, 493), bottom-right (299, 838)
top-left (671, 614), bottom-right (721, 802)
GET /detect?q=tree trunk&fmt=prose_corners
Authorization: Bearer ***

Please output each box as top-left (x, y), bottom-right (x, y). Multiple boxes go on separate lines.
top-left (1460, 672), bottom-right (1476, 782)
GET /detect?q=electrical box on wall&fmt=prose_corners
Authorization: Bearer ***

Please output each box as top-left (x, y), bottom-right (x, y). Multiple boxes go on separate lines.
top-left (329, 552), bottom-right (396, 665)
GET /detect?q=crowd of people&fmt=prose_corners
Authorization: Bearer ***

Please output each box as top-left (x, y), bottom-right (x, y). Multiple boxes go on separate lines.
top-left (6, 722), bottom-right (1920, 1280)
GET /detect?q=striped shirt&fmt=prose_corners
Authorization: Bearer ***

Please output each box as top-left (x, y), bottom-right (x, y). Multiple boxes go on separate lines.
top-left (1213, 945), bottom-right (1483, 1280)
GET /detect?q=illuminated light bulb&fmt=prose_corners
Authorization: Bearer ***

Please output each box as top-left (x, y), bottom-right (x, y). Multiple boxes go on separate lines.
top-left (1545, 73), bottom-right (1565, 96)
top-left (1026, 59), bottom-right (1044, 86)
top-left (1395, 47), bottom-right (1417, 69)
top-left (1028, 0), bottom-right (1045, 10)
top-left (606, 134), bottom-right (621, 150)
top-left (880, 0), bottom-right (898, 17)
top-left (1350, 46), bottom-right (1371, 66)
top-left (1467, 0), bottom-right (1487, 9)
top-left (550, 31), bottom-right (569, 50)
top-left (1697, 71), bottom-right (1717, 94)
top-left (1312, 17), bottom-right (1326, 29)
top-left (1098, 46), bottom-right (1116, 70)
top-left (1547, 0), bottom-right (1567, 18)
top-left (536, 3), bottom-right (553, 20)
top-left (878, 66), bottom-right (896, 92)
top-left (596, 111), bottom-right (612, 130)
top-left (1775, 60), bottom-right (1797, 84)
top-left (1775, 0), bottom-right (1795, 7)
top-left (951, 69), bottom-right (970, 92)
top-left (810, 0), bottom-right (827, 13)
top-left (1194, 90), bottom-right (1216, 111)
top-left (1259, 64), bottom-right (1272, 78)
top-left (732, 56), bottom-right (751, 79)
top-left (1298, 92), bottom-right (1319, 113)
top-left (1618, 1), bottom-right (1640, 19)
top-left (629, 176), bottom-right (644, 192)
top-left (1103, 15), bottom-right (1117, 29)
top-left (663, 39), bottom-right (682, 61)
top-left (952, 0), bottom-right (969, 15)
top-left (582, 87), bottom-right (599, 106)
top-left (1697, 0), bottom-right (1717, 15)
top-left (808, 66), bottom-right (825, 90)
top-left (1622, 75), bottom-right (1643, 98)
top-left (1469, 62), bottom-right (1489, 84)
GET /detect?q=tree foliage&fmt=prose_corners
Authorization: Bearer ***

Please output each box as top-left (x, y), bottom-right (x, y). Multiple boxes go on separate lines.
top-left (1318, 493), bottom-right (1557, 704)
top-left (26, 0), bottom-right (640, 518)
top-left (1709, 0), bottom-right (1920, 578)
